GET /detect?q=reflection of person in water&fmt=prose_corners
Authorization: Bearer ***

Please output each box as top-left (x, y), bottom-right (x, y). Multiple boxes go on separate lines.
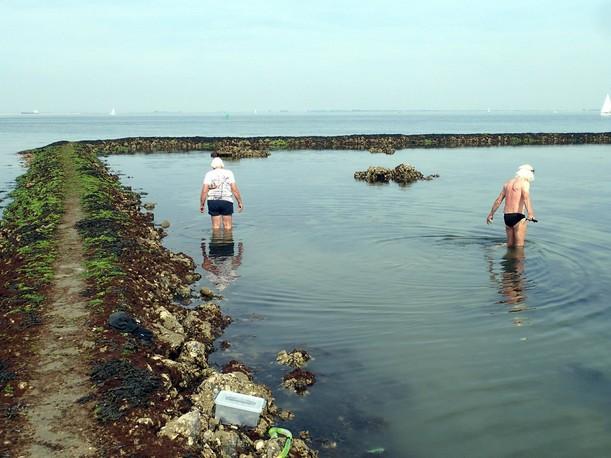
top-left (201, 229), bottom-right (243, 291)
top-left (486, 246), bottom-right (529, 323)
top-left (497, 247), bottom-right (526, 306)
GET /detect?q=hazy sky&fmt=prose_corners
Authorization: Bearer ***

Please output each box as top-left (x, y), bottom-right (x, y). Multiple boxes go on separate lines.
top-left (1, 0), bottom-right (610, 112)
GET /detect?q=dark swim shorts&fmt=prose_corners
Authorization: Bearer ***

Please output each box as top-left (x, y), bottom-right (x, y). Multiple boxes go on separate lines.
top-left (208, 200), bottom-right (234, 216)
top-left (504, 213), bottom-right (525, 227)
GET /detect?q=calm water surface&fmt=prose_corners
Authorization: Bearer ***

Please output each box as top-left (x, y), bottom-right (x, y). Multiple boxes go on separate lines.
top-left (2, 114), bottom-right (611, 456)
top-left (106, 145), bottom-right (611, 457)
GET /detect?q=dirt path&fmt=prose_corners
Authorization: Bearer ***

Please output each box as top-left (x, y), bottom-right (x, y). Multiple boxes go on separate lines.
top-left (21, 158), bottom-right (97, 457)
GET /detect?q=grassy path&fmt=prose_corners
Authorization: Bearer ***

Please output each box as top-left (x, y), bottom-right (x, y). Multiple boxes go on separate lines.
top-left (22, 147), bottom-right (97, 456)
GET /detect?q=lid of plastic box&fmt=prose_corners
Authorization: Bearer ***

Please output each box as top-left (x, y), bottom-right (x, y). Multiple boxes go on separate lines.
top-left (214, 390), bottom-right (266, 413)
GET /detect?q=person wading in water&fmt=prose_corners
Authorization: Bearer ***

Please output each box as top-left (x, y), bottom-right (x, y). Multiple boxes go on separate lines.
top-left (200, 157), bottom-right (244, 230)
top-left (486, 164), bottom-right (537, 247)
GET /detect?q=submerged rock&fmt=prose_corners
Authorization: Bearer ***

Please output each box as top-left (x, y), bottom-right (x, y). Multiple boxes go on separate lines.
top-left (355, 163), bottom-right (439, 184)
top-left (200, 287), bottom-right (222, 300)
top-left (282, 369), bottom-right (316, 395)
top-left (354, 166), bottom-right (392, 183)
top-left (276, 349), bottom-right (311, 368)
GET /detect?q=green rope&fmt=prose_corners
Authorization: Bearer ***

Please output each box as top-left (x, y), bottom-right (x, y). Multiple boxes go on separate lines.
top-left (268, 427), bottom-right (293, 458)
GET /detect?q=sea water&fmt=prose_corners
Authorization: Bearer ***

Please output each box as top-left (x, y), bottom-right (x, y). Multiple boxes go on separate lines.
top-left (2, 112), bottom-right (611, 456)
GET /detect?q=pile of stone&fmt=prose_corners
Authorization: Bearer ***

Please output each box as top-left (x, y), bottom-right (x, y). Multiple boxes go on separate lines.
top-left (354, 163), bottom-right (439, 184)
top-left (214, 145), bottom-right (270, 159)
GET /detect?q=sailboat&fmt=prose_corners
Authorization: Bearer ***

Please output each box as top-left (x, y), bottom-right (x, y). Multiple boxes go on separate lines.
top-left (601, 94), bottom-right (611, 117)
top-left (109, 108), bottom-right (116, 116)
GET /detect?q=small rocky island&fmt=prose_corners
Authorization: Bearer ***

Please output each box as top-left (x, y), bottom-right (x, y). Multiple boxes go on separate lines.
top-left (354, 163), bottom-right (439, 184)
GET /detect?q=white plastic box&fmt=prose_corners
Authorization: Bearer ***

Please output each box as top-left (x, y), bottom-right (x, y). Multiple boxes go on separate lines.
top-left (214, 390), bottom-right (266, 427)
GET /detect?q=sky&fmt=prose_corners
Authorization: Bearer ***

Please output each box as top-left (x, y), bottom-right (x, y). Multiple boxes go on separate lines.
top-left (1, 0), bottom-right (610, 113)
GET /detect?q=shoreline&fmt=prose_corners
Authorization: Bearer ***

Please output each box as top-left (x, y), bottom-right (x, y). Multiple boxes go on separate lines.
top-left (0, 143), bottom-right (316, 457)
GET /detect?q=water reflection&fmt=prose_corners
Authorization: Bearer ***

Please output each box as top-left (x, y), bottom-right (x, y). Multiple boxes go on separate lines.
top-left (201, 229), bottom-right (243, 291)
top-left (487, 247), bottom-right (530, 322)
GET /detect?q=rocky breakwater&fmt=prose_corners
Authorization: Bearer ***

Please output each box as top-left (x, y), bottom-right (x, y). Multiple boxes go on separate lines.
top-left (355, 163), bottom-right (439, 184)
top-left (71, 144), bottom-right (316, 457)
top-left (22, 131), bottom-right (611, 161)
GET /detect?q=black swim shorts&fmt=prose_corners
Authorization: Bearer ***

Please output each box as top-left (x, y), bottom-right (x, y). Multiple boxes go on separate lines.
top-left (504, 213), bottom-right (525, 228)
top-left (207, 200), bottom-right (234, 216)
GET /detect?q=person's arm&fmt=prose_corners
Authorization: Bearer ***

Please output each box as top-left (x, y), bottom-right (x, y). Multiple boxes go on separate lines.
top-left (230, 183), bottom-right (244, 212)
top-left (487, 186), bottom-right (506, 224)
top-left (200, 183), bottom-right (210, 213)
top-left (522, 183), bottom-right (536, 221)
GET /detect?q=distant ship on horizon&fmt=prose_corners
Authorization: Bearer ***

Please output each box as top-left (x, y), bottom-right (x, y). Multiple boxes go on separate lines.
top-left (109, 108), bottom-right (116, 116)
top-left (21, 109), bottom-right (40, 115)
top-left (601, 94), bottom-right (611, 117)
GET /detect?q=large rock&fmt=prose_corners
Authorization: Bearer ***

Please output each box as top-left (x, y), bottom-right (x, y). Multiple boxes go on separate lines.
top-left (178, 340), bottom-right (209, 369)
top-left (159, 409), bottom-right (203, 446)
top-left (192, 373), bottom-right (273, 434)
top-left (157, 306), bottom-right (185, 335)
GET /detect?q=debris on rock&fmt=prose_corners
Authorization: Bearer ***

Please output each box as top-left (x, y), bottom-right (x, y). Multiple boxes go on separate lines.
top-left (107, 311), bottom-right (153, 343)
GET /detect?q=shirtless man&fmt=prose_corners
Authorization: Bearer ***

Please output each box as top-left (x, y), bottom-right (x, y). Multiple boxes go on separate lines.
top-left (486, 164), bottom-right (537, 247)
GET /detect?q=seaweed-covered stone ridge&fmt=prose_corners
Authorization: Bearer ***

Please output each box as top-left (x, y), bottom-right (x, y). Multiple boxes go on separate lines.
top-left (70, 144), bottom-right (318, 456)
top-left (23, 131), bottom-right (611, 158)
top-left (0, 146), bottom-right (64, 447)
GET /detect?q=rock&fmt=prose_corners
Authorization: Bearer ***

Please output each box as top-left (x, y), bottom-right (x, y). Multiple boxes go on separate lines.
top-left (277, 409), bottom-right (295, 421)
top-left (392, 163), bottom-right (425, 183)
top-left (200, 287), bottom-right (221, 300)
top-left (192, 372), bottom-right (272, 418)
top-left (160, 219), bottom-right (171, 229)
top-left (282, 369), bottom-right (316, 395)
top-left (183, 312), bottom-right (215, 345)
top-left (159, 409), bottom-right (203, 446)
top-left (354, 166), bottom-right (393, 183)
top-left (143, 202), bottom-right (156, 210)
top-left (154, 323), bottom-right (185, 352)
top-left (276, 349), bottom-right (311, 368)
top-left (178, 340), bottom-right (209, 369)
top-left (175, 285), bottom-right (192, 300)
top-left (157, 307), bottom-right (185, 335)
top-left (221, 360), bottom-right (253, 380)
top-left (136, 417), bottom-right (155, 426)
top-left (264, 438), bottom-right (285, 458)
top-left (212, 430), bottom-right (243, 457)
top-left (354, 163), bottom-right (439, 184)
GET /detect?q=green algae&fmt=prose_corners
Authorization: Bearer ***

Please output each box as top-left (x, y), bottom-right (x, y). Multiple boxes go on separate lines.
top-left (0, 145), bottom-right (65, 317)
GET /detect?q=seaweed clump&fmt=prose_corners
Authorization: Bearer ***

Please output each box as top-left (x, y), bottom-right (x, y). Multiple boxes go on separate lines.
top-left (91, 359), bottom-right (161, 422)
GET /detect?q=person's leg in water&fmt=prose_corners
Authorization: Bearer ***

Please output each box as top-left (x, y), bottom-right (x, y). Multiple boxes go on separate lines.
top-left (211, 215), bottom-right (222, 230)
top-left (513, 219), bottom-right (528, 247)
top-left (505, 224), bottom-right (516, 248)
top-left (222, 215), bottom-right (233, 230)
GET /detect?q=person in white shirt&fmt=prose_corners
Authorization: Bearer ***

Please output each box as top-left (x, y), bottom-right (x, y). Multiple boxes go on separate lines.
top-left (200, 157), bottom-right (244, 230)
